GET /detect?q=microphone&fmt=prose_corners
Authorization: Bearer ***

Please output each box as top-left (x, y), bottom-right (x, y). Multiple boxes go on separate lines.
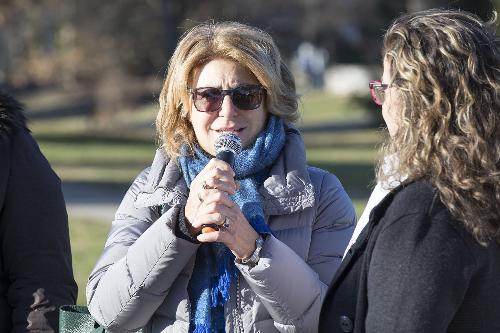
top-left (214, 132), bottom-right (242, 167)
top-left (201, 132), bottom-right (242, 234)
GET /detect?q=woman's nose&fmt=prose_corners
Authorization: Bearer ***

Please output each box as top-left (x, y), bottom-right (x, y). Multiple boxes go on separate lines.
top-left (218, 95), bottom-right (238, 117)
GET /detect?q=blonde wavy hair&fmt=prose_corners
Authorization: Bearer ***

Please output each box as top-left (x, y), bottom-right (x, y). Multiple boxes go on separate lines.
top-left (378, 9), bottom-right (500, 244)
top-left (156, 21), bottom-right (298, 159)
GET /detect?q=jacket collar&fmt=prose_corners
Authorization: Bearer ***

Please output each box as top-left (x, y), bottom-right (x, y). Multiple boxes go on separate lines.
top-left (325, 182), bottom-right (408, 294)
top-left (259, 125), bottom-right (315, 215)
top-left (134, 125), bottom-right (315, 215)
top-left (134, 149), bottom-right (188, 208)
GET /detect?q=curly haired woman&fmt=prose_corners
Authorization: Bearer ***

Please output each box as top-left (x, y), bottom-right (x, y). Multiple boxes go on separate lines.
top-left (320, 9), bottom-right (500, 333)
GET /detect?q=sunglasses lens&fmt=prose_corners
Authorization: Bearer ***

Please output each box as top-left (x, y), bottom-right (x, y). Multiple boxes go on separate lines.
top-left (193, 88), bottom-right (223, 112)
top-left (232, 87), bottom-right (263, 110)
top-left (191, 86), bottom-right (264, 112)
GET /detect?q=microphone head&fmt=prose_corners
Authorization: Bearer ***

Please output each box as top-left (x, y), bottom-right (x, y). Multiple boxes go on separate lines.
top-left (215, 132), bottom-right (242, 156)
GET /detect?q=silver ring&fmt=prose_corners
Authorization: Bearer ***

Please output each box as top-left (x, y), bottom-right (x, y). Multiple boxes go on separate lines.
top-left (222, 217), bottom-right (230, 229)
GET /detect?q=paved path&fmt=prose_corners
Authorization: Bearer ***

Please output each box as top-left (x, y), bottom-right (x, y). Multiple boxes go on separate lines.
top-left (62, 182), bottom-right (128, 223)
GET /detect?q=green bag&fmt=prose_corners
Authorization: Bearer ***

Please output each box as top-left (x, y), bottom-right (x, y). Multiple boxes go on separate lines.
top-left (59, 305), bottom-right (144, 333)
top-left (59, 305), bottom-right (105, 333)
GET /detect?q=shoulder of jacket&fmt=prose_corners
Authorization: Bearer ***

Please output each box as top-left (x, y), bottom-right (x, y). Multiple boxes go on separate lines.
top-left (307, 165), bottom-right (329, 181)
top-left (379, 181), bottom-right (468, 241)
top-left (307, 166), bottom-right (341, 190)
top-left (133, 166), bottom-right (152, 187)
top-left (387, 181), bottom-right (437, 215)
top-left (365, 181), bottom-right (432, 233)
top-left (376, 182), bottom-right (481, 265)
top-left (0, 91), bottom-right (28, 141)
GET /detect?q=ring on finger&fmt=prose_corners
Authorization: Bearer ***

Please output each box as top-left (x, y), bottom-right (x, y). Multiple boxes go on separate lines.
top-left (202, 180), bottom-right (211, 190)
top-left (197, 191), bottom-right (203, 203)
top-left (222, 217), bottom-right (230, 229)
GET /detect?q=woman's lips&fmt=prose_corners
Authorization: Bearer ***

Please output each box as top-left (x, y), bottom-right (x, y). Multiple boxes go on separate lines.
top-left (214, 127), bottom-right (245, 133)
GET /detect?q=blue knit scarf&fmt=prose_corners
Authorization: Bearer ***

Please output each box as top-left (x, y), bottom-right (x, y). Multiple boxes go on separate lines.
top-left (178, 116), bottom-right (285, 333)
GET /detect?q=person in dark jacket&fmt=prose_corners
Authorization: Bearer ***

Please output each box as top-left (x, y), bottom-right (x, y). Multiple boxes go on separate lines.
top-left (0, 90), bottom-right (77, 332)
top-left (320, 9), bottom-right (500, 333)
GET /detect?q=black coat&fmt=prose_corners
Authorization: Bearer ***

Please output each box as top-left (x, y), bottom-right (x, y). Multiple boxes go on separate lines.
top-left (0, 91), bottom-right (77, 332)
top-left (319, 181), bottom-right (500, 333)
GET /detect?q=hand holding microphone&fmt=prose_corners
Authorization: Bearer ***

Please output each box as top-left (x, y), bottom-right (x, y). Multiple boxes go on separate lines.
top-left (201, 132), bottom-right (241, 233)
top-left (184, 132), bottom-right (259, 260)
top-left (184, 132), bottom-right (241, 235)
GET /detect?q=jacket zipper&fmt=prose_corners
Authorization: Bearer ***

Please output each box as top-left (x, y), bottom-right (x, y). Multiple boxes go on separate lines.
top-left (234, 275), bottom-right (244, 333)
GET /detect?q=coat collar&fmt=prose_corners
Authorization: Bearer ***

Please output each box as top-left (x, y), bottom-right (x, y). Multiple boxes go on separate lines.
top-left (259, 125), bottom-right (315, 215)
top-left (134, 148), bottom-right (187, 209)
top-left (134, 125), bottom-right (315, 215)
top-left (325, 182), bottom-right (408, 294)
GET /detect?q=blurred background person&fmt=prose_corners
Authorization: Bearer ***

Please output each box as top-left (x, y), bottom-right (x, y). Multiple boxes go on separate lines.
top-left (320, 9), bottom-right (500, 333)
top-left (86, 22), bottom-right (356, 333)
top-left (0, 90), bottom-right (77, 332)
top-left (297, 41), bottom-right (329, 89)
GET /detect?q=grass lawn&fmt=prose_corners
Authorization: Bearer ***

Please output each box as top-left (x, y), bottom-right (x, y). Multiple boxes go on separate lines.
top-left (297, 90), bottom-right (371, 125)
top-left (24, 88), bottom-right (383, 305)
top-left (69, 217), bottom-right (110, 305)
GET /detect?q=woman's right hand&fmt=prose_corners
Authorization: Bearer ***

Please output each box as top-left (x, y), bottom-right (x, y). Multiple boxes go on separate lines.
top-left (184, 159), bottom-right (239, 235)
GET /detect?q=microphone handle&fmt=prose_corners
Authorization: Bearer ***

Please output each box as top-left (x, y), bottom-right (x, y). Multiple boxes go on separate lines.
top-left (216, 150), bottom-right (235, 167)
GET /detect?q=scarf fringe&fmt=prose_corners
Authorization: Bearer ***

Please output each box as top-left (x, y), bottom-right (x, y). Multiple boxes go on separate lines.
top-left (192, 324), bottom-right (213, 333)
top-left (211, 248), bottom-right (237, 307)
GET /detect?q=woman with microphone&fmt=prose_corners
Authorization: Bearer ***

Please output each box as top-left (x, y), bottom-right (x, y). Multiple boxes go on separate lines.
top-left (87, 21), bottom-right (355, 333)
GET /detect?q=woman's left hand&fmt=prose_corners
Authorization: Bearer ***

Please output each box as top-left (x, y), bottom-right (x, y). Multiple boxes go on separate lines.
top-left (196, 191), bottom-right (259, 260)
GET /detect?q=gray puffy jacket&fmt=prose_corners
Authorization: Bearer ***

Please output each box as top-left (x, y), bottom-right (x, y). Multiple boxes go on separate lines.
top-left (86, 128), bottom-right (356, 333)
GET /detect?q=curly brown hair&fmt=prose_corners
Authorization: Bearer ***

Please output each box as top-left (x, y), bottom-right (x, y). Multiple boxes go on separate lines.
top-left (378, 9), bottom-right (500, 244)
top-left (156, 21), bottom-right (298, 159)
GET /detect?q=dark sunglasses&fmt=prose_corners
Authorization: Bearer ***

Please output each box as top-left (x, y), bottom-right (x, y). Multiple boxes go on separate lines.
top-left (188, 85), bottom-right (266, 112)
top-left (369, 80), bottom-right (389, 106)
